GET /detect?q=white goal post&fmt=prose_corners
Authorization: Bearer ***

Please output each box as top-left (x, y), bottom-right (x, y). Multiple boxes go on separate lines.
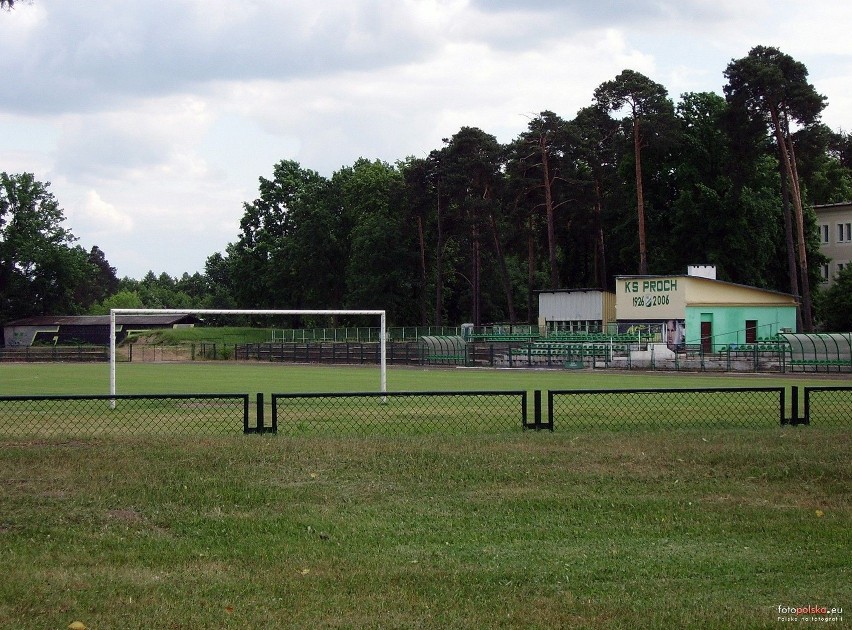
top-left (109, 309), bottom-right (387, 397)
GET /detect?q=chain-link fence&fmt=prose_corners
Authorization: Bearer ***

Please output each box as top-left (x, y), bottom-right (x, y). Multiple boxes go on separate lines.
top-left (1, 387), bottom-right (848, 438)
top-left (803, 387), bottom-right (852, 427)
top-left (271, 391), bottom-right (529, 436)
top-left (0, 394), bottom-right (250, 437)
top-left (548, 387), bottom-right (787, 431)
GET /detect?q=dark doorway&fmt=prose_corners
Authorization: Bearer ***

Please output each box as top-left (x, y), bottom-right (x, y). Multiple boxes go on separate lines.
top-left (701, 321), bottom-right (713, 353)
top-left (745, 320), bottom-right (758, 344)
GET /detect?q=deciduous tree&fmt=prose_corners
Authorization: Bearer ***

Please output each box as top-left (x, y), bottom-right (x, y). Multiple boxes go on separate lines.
top-left (816, 266), bottom-right (852, 331)
top-left (0, 172), bottom-right (98, 320)
top-left (333, 159), bottom-right (415, 323)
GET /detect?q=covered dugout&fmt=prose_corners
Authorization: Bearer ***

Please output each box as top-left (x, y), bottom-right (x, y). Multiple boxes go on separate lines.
top-left (782, 333), bottom-right (852, 372)
top-left (420, 335), bottom-right (467, 365)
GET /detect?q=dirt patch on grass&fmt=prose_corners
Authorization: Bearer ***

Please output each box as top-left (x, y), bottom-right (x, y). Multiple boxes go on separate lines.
top-left (1, 439), bottom-right (96, 449)
top-left (106, 507), bottom-right (145, 523)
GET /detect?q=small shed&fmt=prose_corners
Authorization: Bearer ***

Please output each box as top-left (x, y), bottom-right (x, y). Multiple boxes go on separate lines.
top-left (2, 314), bottom-right (198, 348)
top-left (537, 289), bottom-right (616, 335)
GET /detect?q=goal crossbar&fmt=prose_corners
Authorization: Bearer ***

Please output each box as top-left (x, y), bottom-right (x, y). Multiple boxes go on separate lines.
top-left (109, 309), bottom-right (387, 397)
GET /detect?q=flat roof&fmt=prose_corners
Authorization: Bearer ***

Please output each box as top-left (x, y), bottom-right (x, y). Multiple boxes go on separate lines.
top-left (536, 288), bottom-right (611, 294)
top-left (4, 315), bottom-right (199, 327)
top-left (813, 201), bottom-right (852, 209)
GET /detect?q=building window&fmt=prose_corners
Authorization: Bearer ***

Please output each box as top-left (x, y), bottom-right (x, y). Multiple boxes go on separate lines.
top-left (839, 223), bottom-right (852, 243)
top-left (820, 224), bottom-right (830, 243)
top-left (838, 262), bottom-right (847, 275)
top-left (821, 264), bottom-right (830, 280)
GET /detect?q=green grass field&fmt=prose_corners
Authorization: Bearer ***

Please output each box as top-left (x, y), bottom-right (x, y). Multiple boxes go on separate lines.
top-left (1, 363), bottom-right (850, 628)
top-left (2, 363), bottom-right (849, 435)
top-left (2, 361), bottom-right (850, 396)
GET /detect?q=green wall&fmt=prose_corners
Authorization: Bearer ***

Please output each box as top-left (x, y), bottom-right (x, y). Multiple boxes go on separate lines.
top-left (684, 306), bottom-right (797, 350)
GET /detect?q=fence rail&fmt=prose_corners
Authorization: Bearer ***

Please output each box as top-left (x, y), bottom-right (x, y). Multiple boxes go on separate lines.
top-left (1, 387), bottom-right (849, 438)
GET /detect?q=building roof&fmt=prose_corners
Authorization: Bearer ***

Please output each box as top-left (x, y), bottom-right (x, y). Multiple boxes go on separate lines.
top-left (615, 274), bottom-right (797, 301)
top-left (813, 201), bottom-right (852, 209)
top-left (4, 314), bottom-right (198, 327)
top-left (536, 288), bottom-right (612, 294)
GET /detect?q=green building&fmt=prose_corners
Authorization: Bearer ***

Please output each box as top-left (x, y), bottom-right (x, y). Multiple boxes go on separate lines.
top-left (615, 267), bottom-right (798, 352)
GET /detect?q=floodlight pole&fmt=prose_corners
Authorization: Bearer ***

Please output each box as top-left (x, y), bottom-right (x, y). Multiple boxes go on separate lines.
top-left (109, 308), bottom-right (387, 402)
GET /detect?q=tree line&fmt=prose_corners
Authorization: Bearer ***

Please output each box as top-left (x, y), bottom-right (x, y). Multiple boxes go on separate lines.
top-left (3, 46), bottom-right (852, 331)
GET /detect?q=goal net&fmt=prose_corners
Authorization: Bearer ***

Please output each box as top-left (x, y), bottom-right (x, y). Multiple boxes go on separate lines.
top-left (109, 309), bottom-right (387, 398)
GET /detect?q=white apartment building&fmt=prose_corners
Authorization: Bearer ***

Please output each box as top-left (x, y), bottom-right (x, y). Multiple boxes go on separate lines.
top-left (814, 201), bottom-right (852, 286)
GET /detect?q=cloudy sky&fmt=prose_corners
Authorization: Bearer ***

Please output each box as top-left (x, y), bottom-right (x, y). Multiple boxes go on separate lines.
top-left (2, 0), bottom-right (850, 280)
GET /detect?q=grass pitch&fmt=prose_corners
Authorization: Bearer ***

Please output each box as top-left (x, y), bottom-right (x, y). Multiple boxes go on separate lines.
top-left (1, 361), bottom-right (849, 396)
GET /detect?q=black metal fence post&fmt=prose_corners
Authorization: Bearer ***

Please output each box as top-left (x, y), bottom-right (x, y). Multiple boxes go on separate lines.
top-left (255, 392), bottom-right (264, 434)
top-left (547, 389), bottom-right (554, 430)
top-left (534, 389), bottom-right (542, 430)
top-left (271, 395), bottom-right (278, 434)
top-left (788, 386), bottom-right (798, 425)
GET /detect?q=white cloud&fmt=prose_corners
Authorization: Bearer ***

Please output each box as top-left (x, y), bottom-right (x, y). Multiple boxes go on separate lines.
top-left (52, 95), bottom-right (216, 183)
top-left (77, 190), bottom-right (134, 233)
top-left (0, 0), bottom-right (850, 279)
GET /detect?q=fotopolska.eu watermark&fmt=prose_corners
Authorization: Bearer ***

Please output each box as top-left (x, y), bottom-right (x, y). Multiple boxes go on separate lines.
top-left (777, 604), bottom-right (844, 623)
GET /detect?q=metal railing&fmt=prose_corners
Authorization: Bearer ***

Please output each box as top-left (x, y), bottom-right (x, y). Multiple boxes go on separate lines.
top-left (233, 341), bottom-right (423, 365)
top-left (6, 337), bottom-right (850, 374)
